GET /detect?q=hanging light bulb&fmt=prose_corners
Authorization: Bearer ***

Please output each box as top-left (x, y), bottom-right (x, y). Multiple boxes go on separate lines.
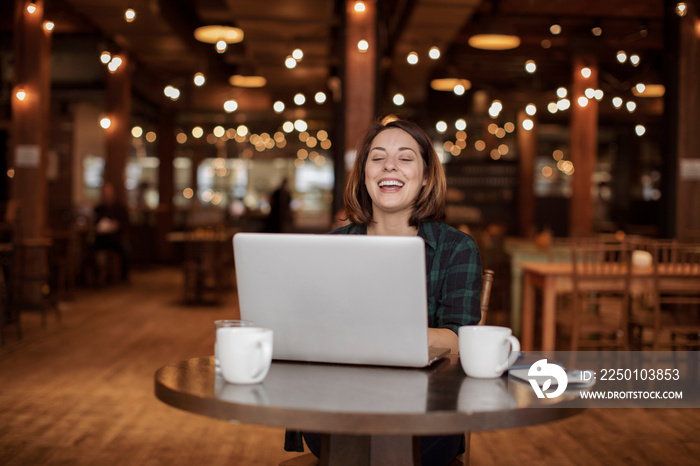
top-left (216, 40), bottom-right (227, 53)
top-left (125, 8), bottom-right (136, 23)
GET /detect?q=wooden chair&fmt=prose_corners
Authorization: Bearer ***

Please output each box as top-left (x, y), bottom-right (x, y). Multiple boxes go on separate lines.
top-left (478, 269), bottom-right (494, 325)
top-left (648, 242), bottom-right (700, 349)
top-left (564, 243), bottom-right (632, 351)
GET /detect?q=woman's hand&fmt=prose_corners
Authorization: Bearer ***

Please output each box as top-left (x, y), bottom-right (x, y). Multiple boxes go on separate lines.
top-left (428, 328), bottom-right (459, 354)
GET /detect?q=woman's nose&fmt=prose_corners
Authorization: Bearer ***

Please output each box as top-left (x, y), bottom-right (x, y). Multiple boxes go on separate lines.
top-left (382, 156), bottom-right (396, 171)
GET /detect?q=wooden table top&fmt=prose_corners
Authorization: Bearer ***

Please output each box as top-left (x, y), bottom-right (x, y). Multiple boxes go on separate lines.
top-left (155, 355), bottom-right (584, 436)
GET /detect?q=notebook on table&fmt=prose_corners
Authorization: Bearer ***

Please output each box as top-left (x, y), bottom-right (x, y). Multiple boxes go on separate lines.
top-left (232, 232), bottom-right (449, 368)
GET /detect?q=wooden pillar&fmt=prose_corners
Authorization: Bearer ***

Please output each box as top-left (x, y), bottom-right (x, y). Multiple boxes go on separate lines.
top-left (104, 52), bottom-right (132, 205)
top-left (11, 0), bottom-right (52, 304)
top-left (568, 56), bottom-right (599, 237)
top-left (156, 111), bottom-right (175, 262)
top-left (516, 109), bottom-right (537, 237)
top-left (343, 1), bottom-right (377, 160)
top-left (673, 1), bottom-right (700, 241)
top-left (11, 0), bottom-right (50, 240)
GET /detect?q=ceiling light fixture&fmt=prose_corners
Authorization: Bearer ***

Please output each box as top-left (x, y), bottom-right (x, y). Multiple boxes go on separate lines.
top-left (430, 78), bottom-right (471, 92)
top-left (469, 2), bottom-right (520, 51)
top-left (194, 25), bottom-right (244, 53)
top-left (469, 23), bottom-right (520, 50)
top-left (632, 83), bottom-right (665, 98)
top-left (229, 74), bottom-right (266, 88)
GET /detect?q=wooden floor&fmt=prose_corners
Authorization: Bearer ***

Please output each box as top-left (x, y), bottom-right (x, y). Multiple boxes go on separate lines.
top-left (1, 266), bottom-right (699, 465)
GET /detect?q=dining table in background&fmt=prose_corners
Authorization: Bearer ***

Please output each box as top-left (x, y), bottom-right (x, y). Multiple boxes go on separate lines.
top-left (520, 261), bottom-right (700, 351)
top-left (155, 354), bottom-right (584, 466)
top-left (165, 229), bottom-right (237, 304)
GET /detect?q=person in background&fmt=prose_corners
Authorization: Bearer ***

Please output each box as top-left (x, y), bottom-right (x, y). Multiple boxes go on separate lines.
top-left (92, 182), bottom-right (131, 281)
top-left (296, 118), bottom-right (483, 466)
top-left (265, 178), bottom-right (292, 233)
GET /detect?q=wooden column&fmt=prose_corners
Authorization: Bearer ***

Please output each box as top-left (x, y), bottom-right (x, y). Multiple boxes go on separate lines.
top-left (516, 109), bottom-right (537, 237)
top-left (568, 56), bottom-right (599, 237)
top-left (343, 1), bottom-right (377, 159)
top-left (11, 0), bottom-right (50, 240)
top-left (673, 1), bottom-right (700, 241)
top-left (104, 52), bottom-right (132, 205)
top-left (156, 111), bottom-right (175, 262)
top-left (11, 0), bottom-right (52, 304)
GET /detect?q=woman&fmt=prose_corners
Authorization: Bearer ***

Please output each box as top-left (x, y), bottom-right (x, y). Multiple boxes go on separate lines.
top-left (299, 118), bottom-right (483, 466)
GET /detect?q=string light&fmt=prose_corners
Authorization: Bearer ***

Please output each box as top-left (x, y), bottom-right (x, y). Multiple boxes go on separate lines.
top-left (676, 2), bottom-right (688, 17)
top-left (525, 60), bottom-right (537, 73)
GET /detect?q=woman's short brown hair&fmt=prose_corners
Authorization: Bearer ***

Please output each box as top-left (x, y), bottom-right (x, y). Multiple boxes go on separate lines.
top-left (343, 118), bottom-right (446, 227)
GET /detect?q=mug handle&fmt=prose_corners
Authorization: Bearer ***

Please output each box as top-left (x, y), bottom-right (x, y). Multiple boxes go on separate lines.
top-left (249, 338), bottom-right (272, 380)
top-left (495, 335), bottom-right (521, 374)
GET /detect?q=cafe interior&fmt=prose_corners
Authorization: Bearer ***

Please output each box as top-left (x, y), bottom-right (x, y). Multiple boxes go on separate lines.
top-left (2, 0), bottom-right (700, 464)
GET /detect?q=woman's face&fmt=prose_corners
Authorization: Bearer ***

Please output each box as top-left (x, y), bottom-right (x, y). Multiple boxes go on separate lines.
top-left (364, 128), bottom-right (426, 218)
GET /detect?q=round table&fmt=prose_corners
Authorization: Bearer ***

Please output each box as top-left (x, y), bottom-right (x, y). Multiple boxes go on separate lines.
top-left (155, 355), bottom-right (584, 465)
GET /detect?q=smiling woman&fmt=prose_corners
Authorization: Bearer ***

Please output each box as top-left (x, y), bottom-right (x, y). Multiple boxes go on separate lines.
top-left (307, 117), bottom-right (484, 466)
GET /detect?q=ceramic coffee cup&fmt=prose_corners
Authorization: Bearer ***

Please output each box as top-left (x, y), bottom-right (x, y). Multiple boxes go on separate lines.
top-left (217, 325), bottom-right (273, 384)
top-left (214, 320), bottom-right (254, 372)
top-left (458, 325), bottom-right (520, 378)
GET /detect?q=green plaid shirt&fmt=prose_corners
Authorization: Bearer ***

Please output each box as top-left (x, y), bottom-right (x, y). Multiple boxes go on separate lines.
top-left (330, 221), bottom-right (483, 333)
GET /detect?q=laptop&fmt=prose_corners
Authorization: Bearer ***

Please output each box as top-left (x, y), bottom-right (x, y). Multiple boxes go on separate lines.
top-left (232, 232), bottom-right (450, 368)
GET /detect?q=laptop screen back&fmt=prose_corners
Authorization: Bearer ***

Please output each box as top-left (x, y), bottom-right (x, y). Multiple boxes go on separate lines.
top-left (233, 233), bottom-right (433, 367)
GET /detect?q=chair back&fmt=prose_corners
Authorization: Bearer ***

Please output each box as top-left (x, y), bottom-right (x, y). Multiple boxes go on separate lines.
top-left (649, 241), bottom-right (700, 349)
top-left (569, 243), bottom-right (632, 350)
top-left (479, 269), bottom-right (494, 325)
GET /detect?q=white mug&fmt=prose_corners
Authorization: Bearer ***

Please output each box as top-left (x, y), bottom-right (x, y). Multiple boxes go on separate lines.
top-left (217, 326), bottom-right (273, 384)
top-left (459, 325), bottom-right (520, 378)
top-left (214, 320), bottom-right (254, 372)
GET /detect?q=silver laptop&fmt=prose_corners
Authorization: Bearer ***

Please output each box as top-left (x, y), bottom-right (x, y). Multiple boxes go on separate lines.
top-left (232, 232), bottom-right (449, 368)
